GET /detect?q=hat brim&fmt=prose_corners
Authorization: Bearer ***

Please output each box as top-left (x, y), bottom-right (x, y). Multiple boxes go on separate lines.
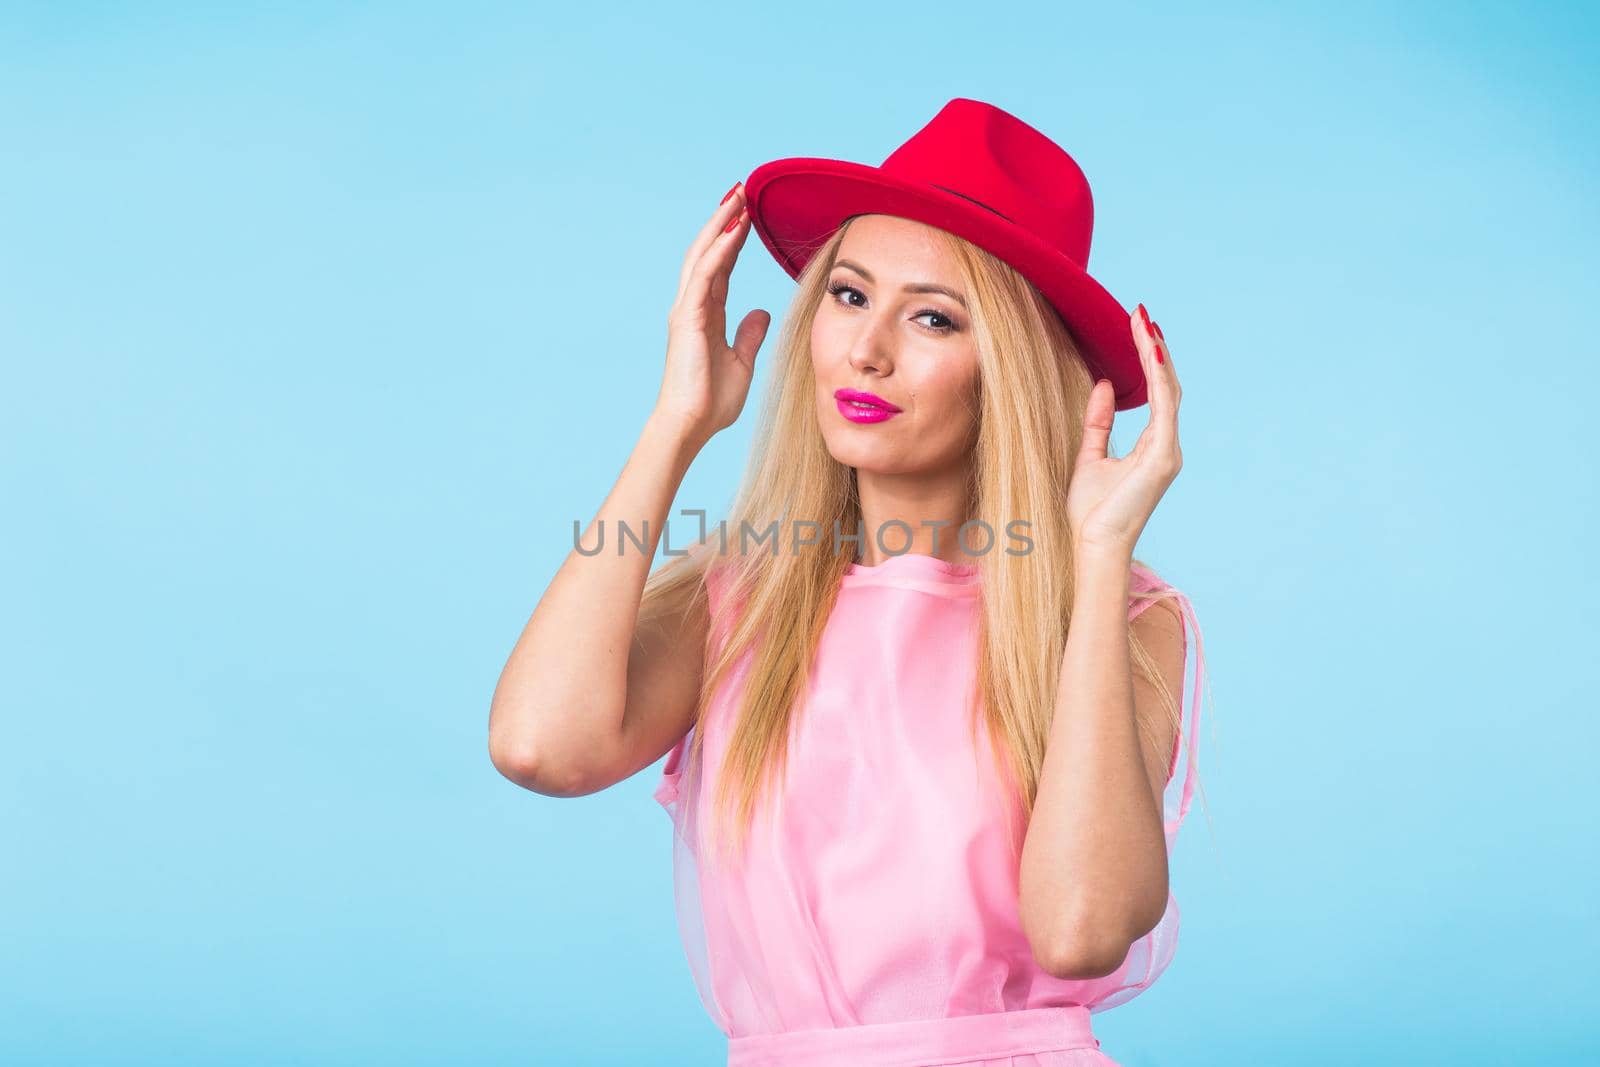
top-left (742, 156), bottom-right (1147, 411)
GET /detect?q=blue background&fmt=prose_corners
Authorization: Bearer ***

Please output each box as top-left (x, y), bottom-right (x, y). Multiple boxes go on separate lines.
top-left (4, 2), bottom-right (1595, 1064)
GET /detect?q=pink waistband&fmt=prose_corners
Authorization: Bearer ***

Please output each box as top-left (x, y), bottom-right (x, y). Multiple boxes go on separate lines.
top-left (726, 1005), bottom-right (1102, 1066)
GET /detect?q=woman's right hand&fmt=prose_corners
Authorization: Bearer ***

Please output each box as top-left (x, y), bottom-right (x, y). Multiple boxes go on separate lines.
top-left (653, 181), bottom-right (771, 446)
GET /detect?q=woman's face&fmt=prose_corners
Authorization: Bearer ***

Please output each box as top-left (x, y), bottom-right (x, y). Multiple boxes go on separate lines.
top-left (810, 215), bottom-right (980, 476)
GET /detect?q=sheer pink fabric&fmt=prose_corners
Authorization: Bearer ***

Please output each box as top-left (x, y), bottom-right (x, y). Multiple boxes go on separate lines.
top-left (653, 552), bottom-right (1206, 1066)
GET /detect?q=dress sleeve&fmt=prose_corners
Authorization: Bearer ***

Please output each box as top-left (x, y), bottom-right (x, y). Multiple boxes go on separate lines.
top-left (654, 732), bottom-right (688, 812)
top-left (653, 553), bottom-right (732, 815)
top-left (1127, 563), bottom-right (1207, 850)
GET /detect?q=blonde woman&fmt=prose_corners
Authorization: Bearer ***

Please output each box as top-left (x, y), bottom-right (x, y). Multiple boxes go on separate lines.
top-left (490, 98), bottom-right (1209, 1067)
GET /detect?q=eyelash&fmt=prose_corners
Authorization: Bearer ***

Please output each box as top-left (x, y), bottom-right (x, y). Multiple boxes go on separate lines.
top-left (826, 282), bottom-right (959, 334)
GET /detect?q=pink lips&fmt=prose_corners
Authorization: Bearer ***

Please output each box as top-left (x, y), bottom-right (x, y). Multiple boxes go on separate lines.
top-left (835, 387), bottom-right (903, 424)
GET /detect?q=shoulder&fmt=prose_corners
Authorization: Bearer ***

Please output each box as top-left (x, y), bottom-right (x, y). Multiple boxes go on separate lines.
top-left (1127, 561), bottom-right (1181, 625)
top-left (1126, 562), bottom-right (1187, 678)
top-left (1131, 592), bottom-right (1185, 647)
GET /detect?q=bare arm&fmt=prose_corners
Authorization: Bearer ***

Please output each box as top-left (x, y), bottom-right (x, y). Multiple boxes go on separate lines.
top-left (487, 180), bottom-right (769, 797)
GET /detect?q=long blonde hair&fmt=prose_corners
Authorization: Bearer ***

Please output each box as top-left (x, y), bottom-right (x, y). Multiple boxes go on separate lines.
top-left (639, 216), bottom-right (1188, 867)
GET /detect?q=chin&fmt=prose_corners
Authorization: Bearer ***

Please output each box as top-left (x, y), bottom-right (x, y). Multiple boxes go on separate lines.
top-left (816, 420), bottom-right (884, 466)
top-left (830, 443), bottom-right (915, 476)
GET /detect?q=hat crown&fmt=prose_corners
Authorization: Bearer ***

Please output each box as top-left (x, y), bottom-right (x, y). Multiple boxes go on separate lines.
top-left (879, 98), bottom-right (1095, 267)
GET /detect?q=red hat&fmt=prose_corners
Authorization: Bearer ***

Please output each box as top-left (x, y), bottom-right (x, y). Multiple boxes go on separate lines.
top-left (743, 97), bottom-right (1147, 411)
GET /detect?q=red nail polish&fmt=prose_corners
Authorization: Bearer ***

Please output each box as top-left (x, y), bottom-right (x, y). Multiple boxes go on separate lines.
top-left (720, 182), bottom-right (741, 205)
top-left (723, 209), bottom-right (745, 234)
top-left (1152, 321), bottom-right (1165, 342)
top-left (1155, 348), bottom-right (1164, 365)
top-left (1137, 303), bottom-right (1152, 330)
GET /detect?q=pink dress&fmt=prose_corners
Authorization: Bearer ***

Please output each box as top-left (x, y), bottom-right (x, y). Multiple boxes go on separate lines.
top-left (653, 552), bottom-right (1207, 1067)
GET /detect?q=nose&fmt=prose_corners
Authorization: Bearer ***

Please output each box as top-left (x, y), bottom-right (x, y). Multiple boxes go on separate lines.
top-left (845, 314), bottom-right (895, 378)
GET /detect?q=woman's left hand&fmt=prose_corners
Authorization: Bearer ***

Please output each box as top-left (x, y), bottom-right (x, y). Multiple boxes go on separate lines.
top-left (1065, 304), bottom-right (1182, 556)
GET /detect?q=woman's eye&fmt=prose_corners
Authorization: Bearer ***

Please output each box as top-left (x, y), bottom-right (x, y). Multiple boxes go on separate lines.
top-left (914, 310), bottom-right (954, 332)
top-left (828, 282), bottom-right (866, 308)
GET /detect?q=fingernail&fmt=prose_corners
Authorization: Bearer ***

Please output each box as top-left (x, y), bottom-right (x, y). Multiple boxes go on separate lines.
top-left (1155, 347), bottom-right (1165, 365)
top-left (1152, 321), bottom-right (1165, 342)
top-left (723, 209), bottom-right (745, 234)
top-left (1137, 303), bottom-right (1151, 330)
top-left (720, 181), bottom-right (742, 205)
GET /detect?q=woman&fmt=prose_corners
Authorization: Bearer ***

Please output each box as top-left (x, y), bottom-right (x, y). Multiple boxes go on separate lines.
top-left (490, 98), bottom-right (1209, 1066)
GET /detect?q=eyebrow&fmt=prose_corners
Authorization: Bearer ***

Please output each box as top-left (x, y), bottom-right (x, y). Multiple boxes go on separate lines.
top-left (832, 259), bottom-right (969, 311)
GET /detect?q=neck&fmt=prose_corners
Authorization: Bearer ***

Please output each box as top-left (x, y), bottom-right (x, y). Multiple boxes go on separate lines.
top-left (852, 463), bottom-right (978, 567)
